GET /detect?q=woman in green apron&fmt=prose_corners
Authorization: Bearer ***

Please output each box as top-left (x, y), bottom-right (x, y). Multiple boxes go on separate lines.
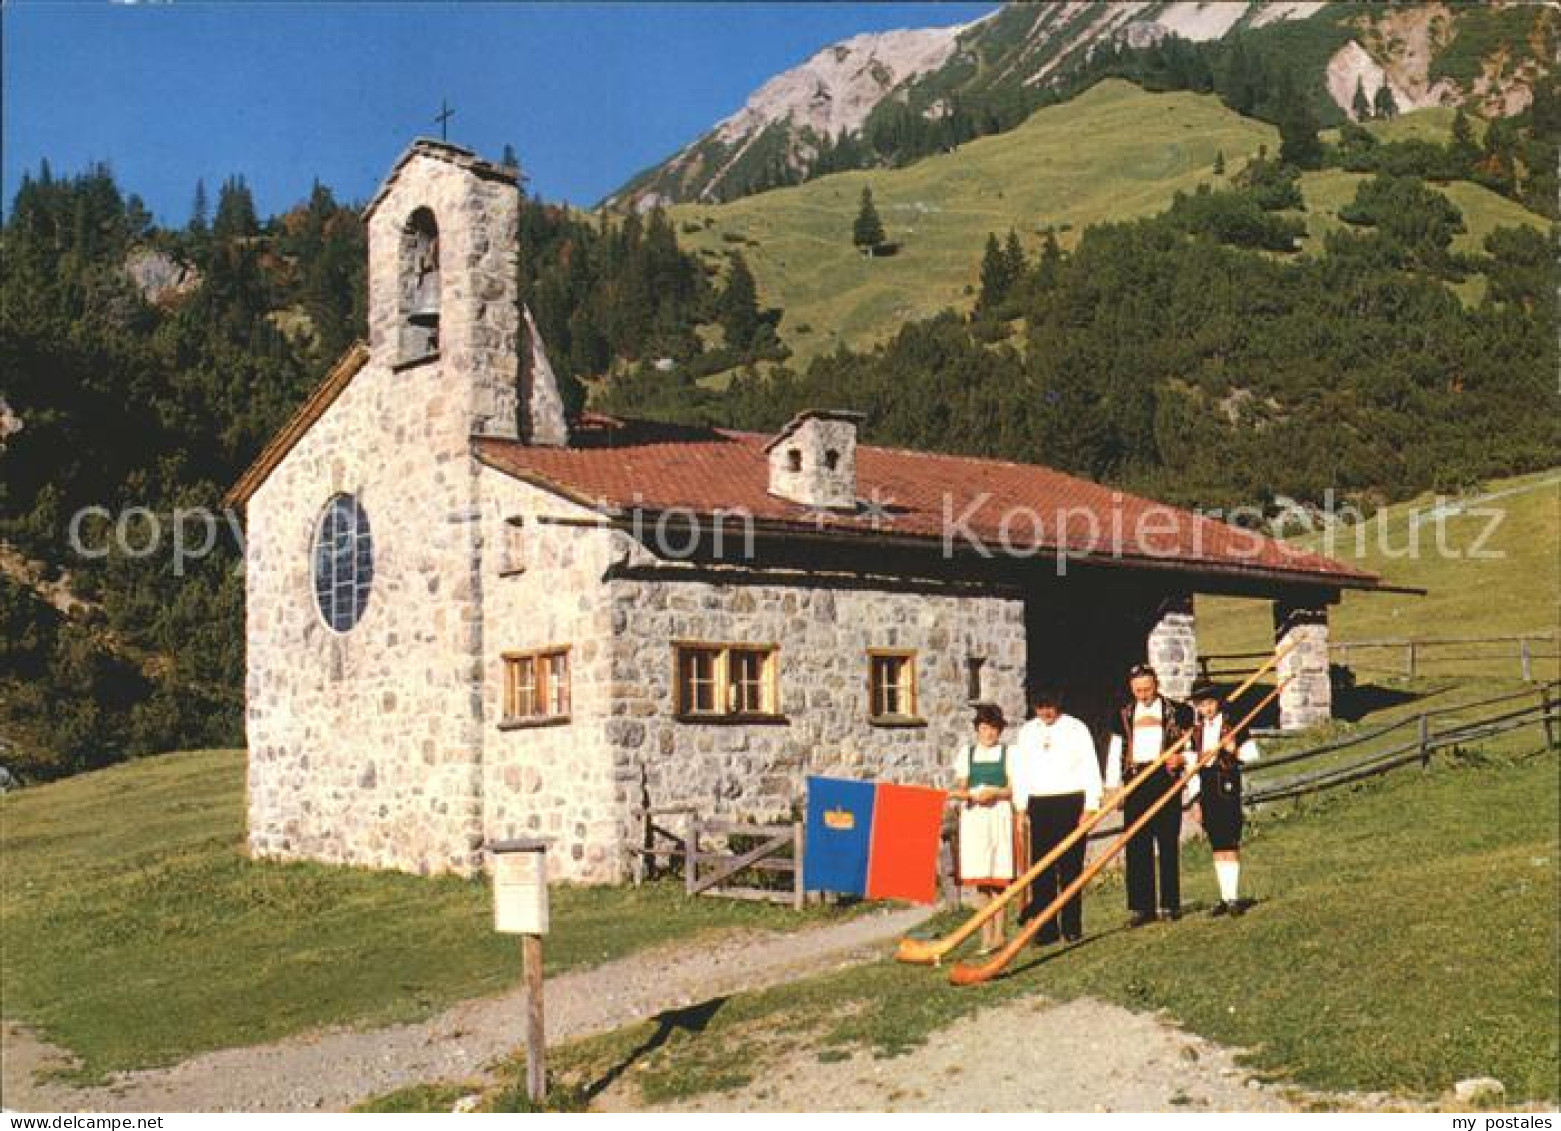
top-left (953, 703), bottom-right (1017, 954)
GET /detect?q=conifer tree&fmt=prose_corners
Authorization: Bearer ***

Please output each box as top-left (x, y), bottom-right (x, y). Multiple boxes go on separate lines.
top-left (976, 233), bottom-right (1013, 314)
top-left (1003, 229), bottom-right (1027, 280)
top-left (1035, 231), bottom-right (1063, 290)
top-left (190, 179), bottom-right (209, 233)
top-left (1450, 108), bottom-right (1480, 171)
top-left (1352, 77), bottom-right (1372, 122)
top-left (213, 175), bottom-right (259, 242)
top-left (852, 186), bottom-right (886, 256)
top-left (1277, 73), bottom-right (1323, 169)
top-left (719, 251), bottom-right (760, 351)
top-left (1372, 83), bottom-right (1398, 120)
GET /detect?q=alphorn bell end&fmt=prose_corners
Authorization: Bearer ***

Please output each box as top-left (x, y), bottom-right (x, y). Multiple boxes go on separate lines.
top-left (895, 938), bottom-right (944, 965)
top-left (947, 960), bottom-right (993, 987)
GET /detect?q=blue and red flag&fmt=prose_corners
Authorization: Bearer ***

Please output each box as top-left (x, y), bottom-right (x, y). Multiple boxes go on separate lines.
top-left (804, 776), bottom-right (947, 904)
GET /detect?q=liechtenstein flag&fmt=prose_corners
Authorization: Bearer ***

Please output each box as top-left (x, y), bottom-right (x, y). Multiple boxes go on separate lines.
top-left (804, 776), bottom-right (947, 904)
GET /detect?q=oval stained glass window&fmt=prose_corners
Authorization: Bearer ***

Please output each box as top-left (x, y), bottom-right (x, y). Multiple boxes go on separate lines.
top-left (312, 494), bottom-right (373, 632)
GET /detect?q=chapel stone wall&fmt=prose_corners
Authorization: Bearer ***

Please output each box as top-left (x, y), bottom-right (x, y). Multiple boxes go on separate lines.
top-left (603, 575), bottom-right (1028, 854)
top-left (246, 148), bottom-right (521, 875)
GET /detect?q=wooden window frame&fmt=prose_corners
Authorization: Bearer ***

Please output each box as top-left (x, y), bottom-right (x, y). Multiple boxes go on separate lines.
top-left (672, 641), bottom-right (785, 724)
top-left (868, 648), bottom-right (924, 727)
top-left (499, 646), bottom-right (571, 729)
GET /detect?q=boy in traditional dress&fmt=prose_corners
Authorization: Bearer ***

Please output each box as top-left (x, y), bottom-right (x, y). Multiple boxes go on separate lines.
top-left (1186, 681), bottom-right (1261, 916)
top-left (1105, 664), bottom-right (1192, 927)
top-left (1013, 687), bottom-right (1102, 944)
top-left (952, 703), bottom-right (1017, 954)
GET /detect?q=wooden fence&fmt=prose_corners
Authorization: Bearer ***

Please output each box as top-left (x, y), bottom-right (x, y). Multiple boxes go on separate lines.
top-left (1242, 680), bottom-right (1559, 805)
top-left (628, 805), bottom-right (805, 908)
top-left (1200, 630), bottom-right (1559, 683)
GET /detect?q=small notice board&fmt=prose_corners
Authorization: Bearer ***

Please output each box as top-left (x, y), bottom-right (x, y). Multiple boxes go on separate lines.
top-left (491, 838), bottom-right (549, 935)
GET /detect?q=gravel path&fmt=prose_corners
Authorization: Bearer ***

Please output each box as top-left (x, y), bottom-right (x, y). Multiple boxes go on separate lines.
top-left (2, 907), bottom-right (932, 1113)
top-left (622, 996), bottom-right (1299, 1113)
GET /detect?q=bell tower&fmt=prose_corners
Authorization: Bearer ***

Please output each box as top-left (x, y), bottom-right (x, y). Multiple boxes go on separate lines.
top-left (362, 139), bottom-right (521, 440)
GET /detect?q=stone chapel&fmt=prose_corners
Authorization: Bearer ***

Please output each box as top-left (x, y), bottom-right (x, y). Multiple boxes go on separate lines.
top-left (229, 140), bottom-right (1380, 881)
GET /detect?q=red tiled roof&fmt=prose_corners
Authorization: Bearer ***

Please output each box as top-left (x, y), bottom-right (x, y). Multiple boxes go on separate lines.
top-left (473, 418), bottom-right (1378, 589)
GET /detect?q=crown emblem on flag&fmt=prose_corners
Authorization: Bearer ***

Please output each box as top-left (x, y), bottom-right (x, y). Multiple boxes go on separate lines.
top-left (823, 808), bottom-right (856, 831)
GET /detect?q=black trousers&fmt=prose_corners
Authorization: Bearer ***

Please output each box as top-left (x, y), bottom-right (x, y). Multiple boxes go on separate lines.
top-left (1025, 791), bottom-right (1086, 941)
top-left (1122, 765), bottom-right (1182, 913)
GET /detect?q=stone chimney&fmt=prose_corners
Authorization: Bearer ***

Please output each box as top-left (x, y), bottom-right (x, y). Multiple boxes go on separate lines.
top-left (764, 410), bottom-right (865, 511)
top-left (521, 305), bottom-right (569, 447)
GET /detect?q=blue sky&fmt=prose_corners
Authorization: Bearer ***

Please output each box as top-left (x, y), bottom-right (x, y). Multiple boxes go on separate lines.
top-left (2, 2), bottom-right (997, 224)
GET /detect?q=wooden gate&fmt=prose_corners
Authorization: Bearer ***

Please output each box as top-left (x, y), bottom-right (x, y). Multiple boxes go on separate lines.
top-left (630, 805), bottom-right (805, 908)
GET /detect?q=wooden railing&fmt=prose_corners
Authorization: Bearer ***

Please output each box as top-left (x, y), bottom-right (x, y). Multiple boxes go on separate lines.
top-left (1243, 681), bottom-right (1559, 805)
top-left (1200, 631), bottom-right (1560, 683)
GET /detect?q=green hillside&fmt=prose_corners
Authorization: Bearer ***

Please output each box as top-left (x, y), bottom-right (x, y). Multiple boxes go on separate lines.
top-left (1201, 467), bottom-right (1561, 678)
top-left (1296, 167), bottom-right (1549, 305)
top-left (671, 81), bottom-right (1550, 368)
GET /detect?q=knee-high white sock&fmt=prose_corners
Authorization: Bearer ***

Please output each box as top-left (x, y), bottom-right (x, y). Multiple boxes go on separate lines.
top-left (1215, 860), bottom-right (1240, 903)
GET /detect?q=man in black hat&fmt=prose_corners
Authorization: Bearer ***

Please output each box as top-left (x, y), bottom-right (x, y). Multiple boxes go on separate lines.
top-left (1187, 680), bottom-right (1262, 916)
top-left (1104, 664), bottom-right (1192, 927)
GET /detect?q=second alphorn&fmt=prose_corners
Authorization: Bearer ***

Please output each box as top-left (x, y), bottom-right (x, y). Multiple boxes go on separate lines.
top-left (896, 643), bottom-right (1293, 965)
top-left (947, 678), bottom-right (1289, 986)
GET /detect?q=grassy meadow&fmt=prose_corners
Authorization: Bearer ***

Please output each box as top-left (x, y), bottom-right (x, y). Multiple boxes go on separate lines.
top-left (0, 749), bottom-right (858, 1079)
top-left (671, 81), bottom-right (1549, 367)
top-left (1200, 467), bottom-right (1561, 678)
top-left (368, 748), bottom-right (1558, 1111)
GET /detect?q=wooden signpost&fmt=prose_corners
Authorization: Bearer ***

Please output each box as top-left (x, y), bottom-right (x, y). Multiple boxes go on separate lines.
top-left (489, 838), bottom-right (549, 1104)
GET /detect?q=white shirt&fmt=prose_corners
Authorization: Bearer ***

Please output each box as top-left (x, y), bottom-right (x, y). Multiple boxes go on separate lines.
top-left (1104, 699), bottom-right (1175, 790)
top-left (1013, 714), bottom-right (1102, 810)
top-left (1186, 715), bottom-right (1260, 800)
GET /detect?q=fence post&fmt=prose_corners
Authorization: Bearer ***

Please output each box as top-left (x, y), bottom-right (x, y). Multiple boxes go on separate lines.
top-left (1418, 713), bottom-right (1431, 769)
top-left (1520, 638), bottom-right (1532, 682)
top-left (1406, 641), bottom-right (1417, 679)
top-left (1543, 686), bottom-right (1558, 750)
top-left (792, 818), bottom-right (805, 911)
top-left (684, 814), bottom-right (700, 896)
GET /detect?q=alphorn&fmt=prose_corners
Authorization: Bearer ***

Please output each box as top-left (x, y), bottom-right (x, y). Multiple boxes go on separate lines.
top-left (947, 678), bottom-right (1289, 986)
top-left (896, 643), bottom-right (1294, 965)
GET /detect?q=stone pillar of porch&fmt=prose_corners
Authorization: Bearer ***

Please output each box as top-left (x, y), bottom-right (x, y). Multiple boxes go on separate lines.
top-left (1274, 596), bottom-right (1332, 731)
top-left (1146, 591), bottom-right (1197, 701)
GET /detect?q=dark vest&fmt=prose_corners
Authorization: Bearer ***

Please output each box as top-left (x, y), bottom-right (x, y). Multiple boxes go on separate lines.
top-left (1190, 714), bottom-right (1244, 798)
top-left (1113, 695), bottom-right (1191, 783)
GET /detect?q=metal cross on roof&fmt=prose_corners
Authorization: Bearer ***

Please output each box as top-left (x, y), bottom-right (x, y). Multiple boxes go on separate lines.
top-left (434, 100), bottom-right (455, 142)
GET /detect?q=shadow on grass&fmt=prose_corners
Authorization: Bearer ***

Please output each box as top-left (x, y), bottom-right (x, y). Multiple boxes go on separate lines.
top-left (1332, 681), bottom-right (1425, 722)
top-left (1002, 925), bottom-right (1119, 980)
top-left (580, 997), bottom-right (729, 1102)
top-left (1000, 897), bottom-right (1271, 981)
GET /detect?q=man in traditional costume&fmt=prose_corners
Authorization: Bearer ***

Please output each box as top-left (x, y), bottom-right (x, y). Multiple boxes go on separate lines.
top-left (1105, 664), bottom-right (1193, 927)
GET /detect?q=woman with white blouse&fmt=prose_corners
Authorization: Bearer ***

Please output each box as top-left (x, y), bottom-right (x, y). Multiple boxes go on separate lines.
top-left (952, 702), bottom-right (1017, 955)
